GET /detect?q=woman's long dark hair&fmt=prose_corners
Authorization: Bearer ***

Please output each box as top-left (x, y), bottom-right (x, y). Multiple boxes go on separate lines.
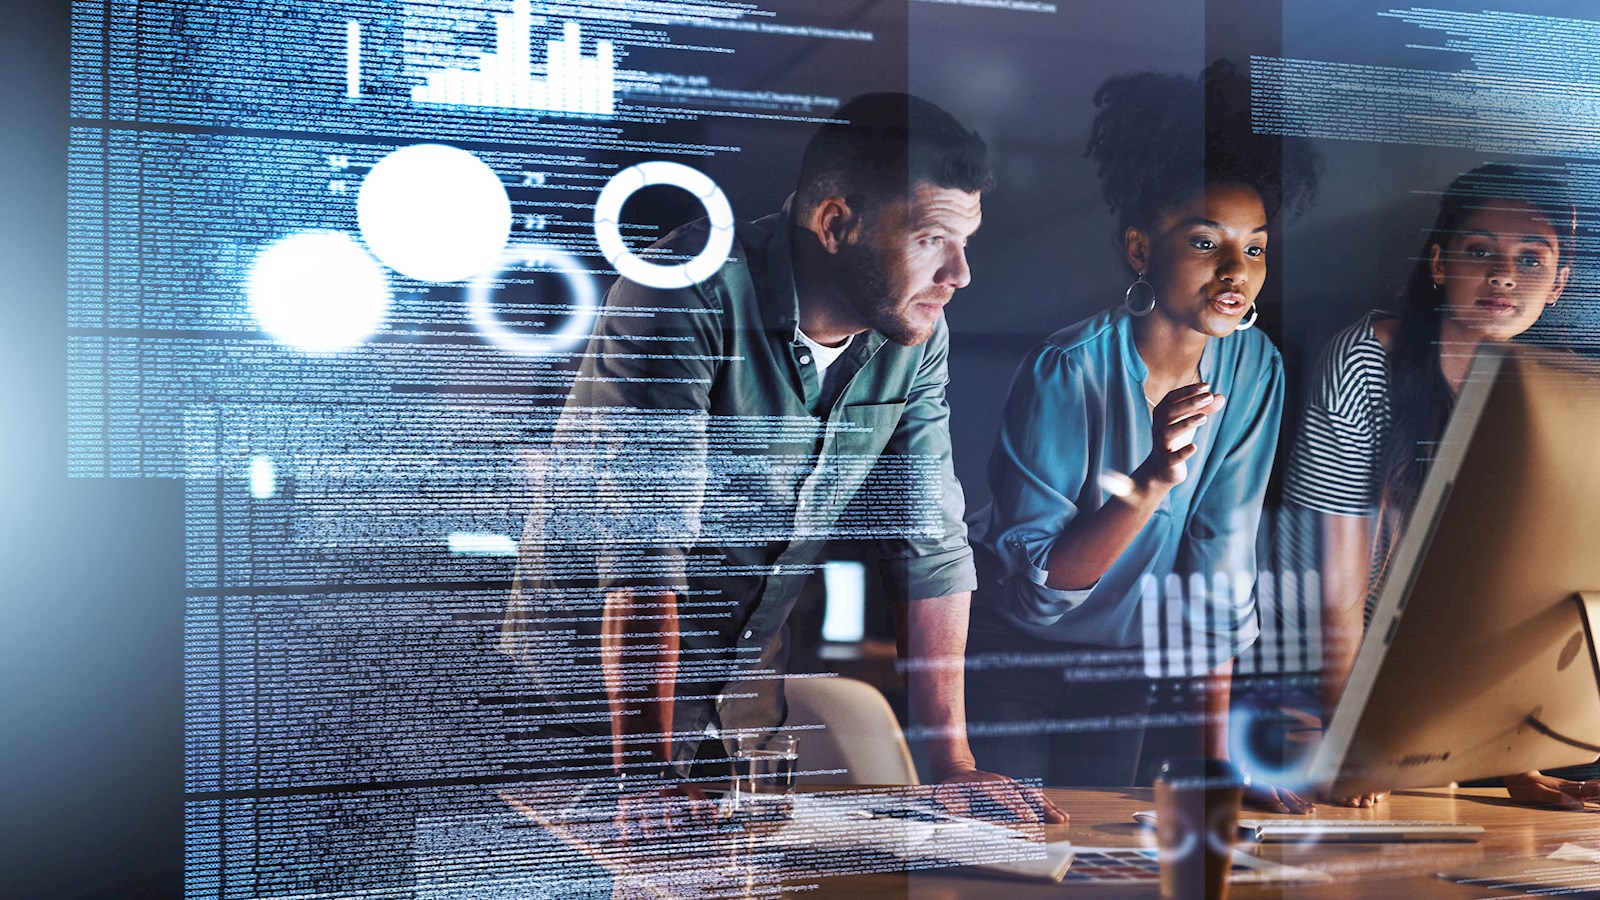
top-left (1375, 163), bottom-right (1577, 576)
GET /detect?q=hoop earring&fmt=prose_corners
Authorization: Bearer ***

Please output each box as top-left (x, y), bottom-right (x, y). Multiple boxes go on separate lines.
top-left (1124, 273), bottom-right (1156, 316)
top-left (1234, 304), bottom-right (1259, 332)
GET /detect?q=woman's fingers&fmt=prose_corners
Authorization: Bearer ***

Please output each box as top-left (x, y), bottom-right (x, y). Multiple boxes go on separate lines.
top-left (1165, 412), bottom-right (1209, 435)
top-left (1142, 382), bottom-right (1213, 483)
top-left (1159, 382), bottom-right (1211, 406)
top-left (1157, 388), bottom-right (1225, 425)
top-left (1157, 384), bottom-right (1212, 417)
top-left (1278, 787), bottom-right (1317, 815)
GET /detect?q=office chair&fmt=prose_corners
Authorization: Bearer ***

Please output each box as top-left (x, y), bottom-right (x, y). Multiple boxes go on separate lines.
top-left (783, 675), bottom-right (919, 785)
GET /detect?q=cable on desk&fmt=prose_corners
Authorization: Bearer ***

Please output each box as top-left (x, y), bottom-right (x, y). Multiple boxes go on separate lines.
top-left (1524, 715), bottom-right (1600, 754)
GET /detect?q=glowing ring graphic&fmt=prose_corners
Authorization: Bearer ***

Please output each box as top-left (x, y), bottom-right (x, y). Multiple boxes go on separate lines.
top-left (468, 244), bottom-right (599, 357)
top-left (593, 161), bottom-right (735, 289)
top-left (1227, 704), bottom-right (1317, 796)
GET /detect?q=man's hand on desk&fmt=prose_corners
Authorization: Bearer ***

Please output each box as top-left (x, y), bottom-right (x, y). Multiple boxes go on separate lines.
top-left (615, 781), bottom-right (719, 843)
top-left (930, 766), bottom-right (1069, 825)
top-left (1505, 771), bottom-right (1600, 810)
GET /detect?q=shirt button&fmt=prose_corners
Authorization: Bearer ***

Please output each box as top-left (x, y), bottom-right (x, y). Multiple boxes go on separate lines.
top-left (799, 355), bottom-right (812, 365)
top-left (742, 629), bottom-right (754, 640)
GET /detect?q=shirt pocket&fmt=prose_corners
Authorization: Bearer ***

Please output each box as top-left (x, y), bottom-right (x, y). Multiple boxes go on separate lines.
top-left (804, 401), bottom-right (908, 525)
top-left (827, 400), bottom-right (905, 457)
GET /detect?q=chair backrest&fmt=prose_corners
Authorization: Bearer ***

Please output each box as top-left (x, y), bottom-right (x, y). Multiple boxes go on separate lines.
top-left (782, 676), bottom-right (919, 786)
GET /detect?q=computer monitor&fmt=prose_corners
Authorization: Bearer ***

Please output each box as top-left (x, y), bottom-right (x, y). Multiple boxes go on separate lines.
top-left (1312, 345), bottom-right (1600, 797)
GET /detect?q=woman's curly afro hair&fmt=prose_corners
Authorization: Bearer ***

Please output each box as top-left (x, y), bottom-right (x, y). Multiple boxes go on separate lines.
top-left (1083, 60), bottom-right (1320, 241)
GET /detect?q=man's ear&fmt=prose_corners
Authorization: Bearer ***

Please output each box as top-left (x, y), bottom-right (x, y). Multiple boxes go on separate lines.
top-left (809, 196), bottom-right (858, 256)
top-left (1124, 226), bottom-right (1152, 276)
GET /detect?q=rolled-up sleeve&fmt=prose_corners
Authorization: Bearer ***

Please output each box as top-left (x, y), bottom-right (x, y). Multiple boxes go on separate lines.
top-left (1177, 351), bottom-right (1283, 658)
top-left (875, 318), bottom-right (977, 601)
top-left (984, 343), bottom-right (1098, 625)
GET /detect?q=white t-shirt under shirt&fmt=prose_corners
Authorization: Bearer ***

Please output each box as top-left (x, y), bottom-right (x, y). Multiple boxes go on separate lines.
top-left (796, 327), bottom-right (855, 399)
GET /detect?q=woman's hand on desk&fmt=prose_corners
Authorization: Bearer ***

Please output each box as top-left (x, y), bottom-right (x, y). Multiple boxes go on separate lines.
top-left (931, 766), bottom-right (1069, 825)
top-left (1243, 779), bottom-right (1316, 815)
top-left (1275, 708), bottom-right (1386, 809)
top-left (615, 781), bottom-right (718, 843)
top-left (1317, 790), bottom-right (1388, 808)
top-left (1505, 771), bottom-right (1600, 810)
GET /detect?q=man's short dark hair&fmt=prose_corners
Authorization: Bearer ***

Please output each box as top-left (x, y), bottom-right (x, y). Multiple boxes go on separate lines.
top-left (796, 92), bottom-right (993, 215)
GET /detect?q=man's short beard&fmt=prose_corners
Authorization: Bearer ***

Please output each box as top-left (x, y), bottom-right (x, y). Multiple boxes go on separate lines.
top-left (835, 238), bottom-right (931, 346)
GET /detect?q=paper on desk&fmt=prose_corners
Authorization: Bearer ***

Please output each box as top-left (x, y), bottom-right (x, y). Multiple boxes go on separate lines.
top-left (765, 793), bottom-right (1054, 871)
top-left (965, 840), bottom-right (1074, 882)
top-left (1547, 842), bottom-right (1600, 862)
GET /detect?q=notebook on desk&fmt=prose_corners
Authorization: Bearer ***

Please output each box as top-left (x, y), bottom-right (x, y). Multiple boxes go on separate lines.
top-left (961, 840), bottom-right (1075, 882)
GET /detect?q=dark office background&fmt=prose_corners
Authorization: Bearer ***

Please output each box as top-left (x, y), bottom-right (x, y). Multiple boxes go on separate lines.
top-left (7, 0), bottom-right (1600, 896)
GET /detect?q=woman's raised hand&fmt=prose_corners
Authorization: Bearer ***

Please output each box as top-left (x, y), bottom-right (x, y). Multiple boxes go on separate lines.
top-left (1138, 383), bottom-right (1225, 488)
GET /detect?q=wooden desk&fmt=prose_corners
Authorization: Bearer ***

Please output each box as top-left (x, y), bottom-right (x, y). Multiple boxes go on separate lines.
top-left (886, 785), bottom-right (1600, 899)
top-left (506, 783), bottom-right (1600, 898)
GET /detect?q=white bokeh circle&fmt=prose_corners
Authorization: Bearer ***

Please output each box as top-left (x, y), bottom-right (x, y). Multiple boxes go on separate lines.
top-left (247, 230), bottom-right (390, 353)
top-left (593, 161), bottom-right (734, 289)
top-left (468, 244), bottom-right (599, 357)
top-left (357, 143), bottom-right (512, 283)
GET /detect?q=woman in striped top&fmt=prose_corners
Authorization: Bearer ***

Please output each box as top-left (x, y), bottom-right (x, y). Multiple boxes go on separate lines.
top-left (1285, 163), bottom-right (1578, 807)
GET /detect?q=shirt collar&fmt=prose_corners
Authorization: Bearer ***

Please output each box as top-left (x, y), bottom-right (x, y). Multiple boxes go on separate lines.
top-left (755, 194), bottom-right (803, 338)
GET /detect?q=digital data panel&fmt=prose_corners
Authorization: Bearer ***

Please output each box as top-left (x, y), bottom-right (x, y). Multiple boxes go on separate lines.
top-left (57, 1), bottom-right (1600, 896)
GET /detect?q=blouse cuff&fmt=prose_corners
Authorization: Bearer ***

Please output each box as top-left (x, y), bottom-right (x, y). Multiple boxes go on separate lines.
top-left (1210, 614), bottom-right (1261, 663)
top-left (1007, 560), bottom-right (1097, 625)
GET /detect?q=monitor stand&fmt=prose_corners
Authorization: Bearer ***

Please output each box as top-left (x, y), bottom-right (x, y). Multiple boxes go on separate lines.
top-left (1573, 591), bottom-right (1600, 709)
top-left (1522, 593), bottom-right (1600, 756)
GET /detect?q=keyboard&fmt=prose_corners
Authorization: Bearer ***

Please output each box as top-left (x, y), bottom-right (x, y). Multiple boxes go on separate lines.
top-left (1239, 819), bottom-right (1484, 843)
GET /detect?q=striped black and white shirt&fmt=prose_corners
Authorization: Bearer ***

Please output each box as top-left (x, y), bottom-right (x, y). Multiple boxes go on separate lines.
top-left (1284, 312), bottom-right (1393, 517)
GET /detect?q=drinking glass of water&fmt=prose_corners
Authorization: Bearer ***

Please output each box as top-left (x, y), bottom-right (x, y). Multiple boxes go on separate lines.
top-left (731, 733), bottom-right (798, 822)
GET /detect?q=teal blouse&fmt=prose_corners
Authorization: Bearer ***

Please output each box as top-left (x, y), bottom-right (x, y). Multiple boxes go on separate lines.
top-left (968, 306), bottom-right (1282, 657)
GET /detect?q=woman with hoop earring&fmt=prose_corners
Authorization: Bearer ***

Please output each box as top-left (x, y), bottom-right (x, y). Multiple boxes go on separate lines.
top-left (963, 62), bottom-right (1319, 809)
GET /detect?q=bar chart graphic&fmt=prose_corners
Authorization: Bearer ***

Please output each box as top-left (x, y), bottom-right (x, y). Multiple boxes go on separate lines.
top-left (409, 0), bottom-right (616, 116)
